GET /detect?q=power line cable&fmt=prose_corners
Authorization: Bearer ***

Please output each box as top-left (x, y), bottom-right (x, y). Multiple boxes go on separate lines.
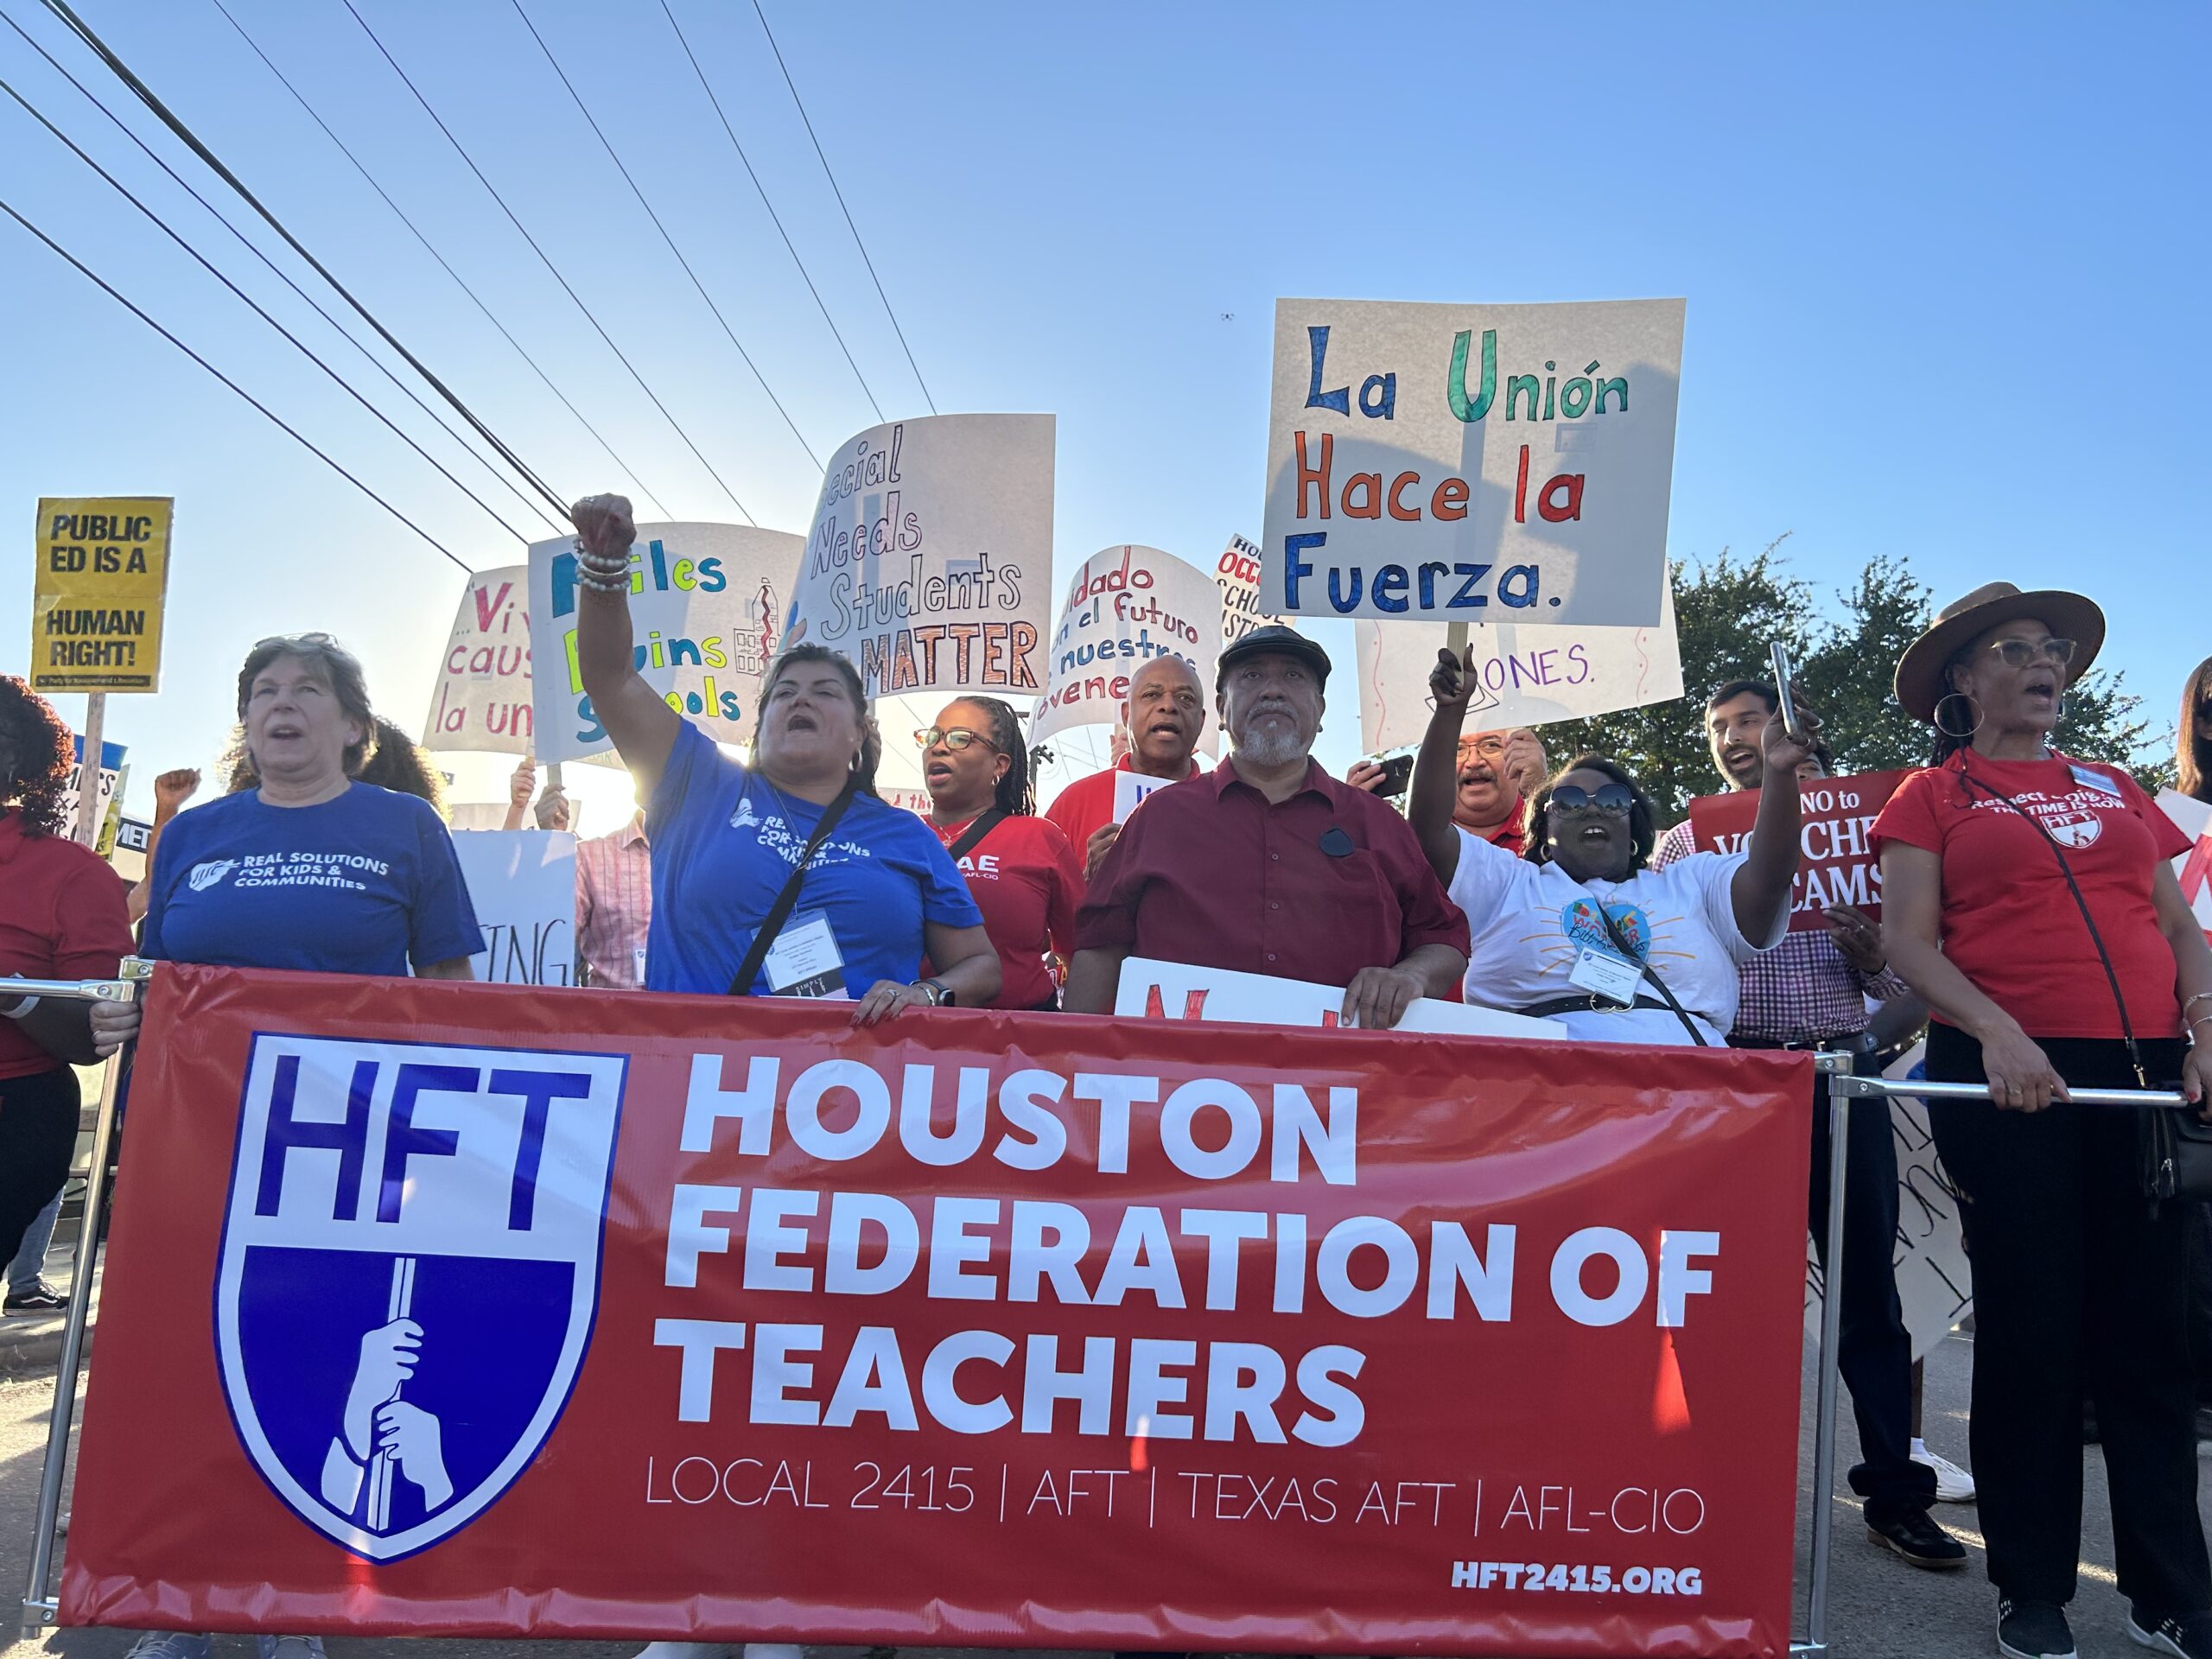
top-left (206, 0), bottom-right (671, 522)
top-left (0, 70), bottom-right (534, 543)
top-left (339, 0), bottom-right (759, 524)
top-left (0, 192), bottom-right (473, 575)
top-left (512, 0), bottom-right (821, 467)
top-left (31, 0), bottom-right (570, 520)
top-left (749, 0), bottom-right (935, 415)
top-left (658, 0), bottom-right (882, 422)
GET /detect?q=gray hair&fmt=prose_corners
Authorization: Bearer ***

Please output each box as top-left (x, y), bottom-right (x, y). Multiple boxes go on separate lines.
top-left (235, 632), bottom-right (378, 776)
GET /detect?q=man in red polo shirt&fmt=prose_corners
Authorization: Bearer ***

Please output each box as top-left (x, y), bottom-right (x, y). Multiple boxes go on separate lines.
top-left (1044, 656), bottom-right (1209, 880)
top-left (1452, 726), bottom-right (1548, 855)
top-left (1065, 626), bottom-right (1469, 1030)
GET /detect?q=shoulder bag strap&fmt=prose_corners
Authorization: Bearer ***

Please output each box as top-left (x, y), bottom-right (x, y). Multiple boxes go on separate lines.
top-left (943, 808), bottom-right (1007, 866)
top-left (726, 776), bottom-right (860, 996)
top-left (1594, 900), bottom-right (1711, 1046)
top-left (1955, 762), bottom-right (2149, 1086)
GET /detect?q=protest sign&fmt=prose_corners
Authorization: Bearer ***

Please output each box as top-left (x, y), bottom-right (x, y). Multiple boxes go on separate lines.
top-left (1688, 771), bottom-right (1910, 931)
top-left (1216, 532), bottom-right (1277, 646)
top-left (449, 830), bottom-right (577, 986)
top-left (1116, 957), bottom-right (1563, 1040)
top-left (527, 524), bottom-right (798, 764)
top-left (1033, 544), bottom-right (1221, 750)
top-left (31, 496), bottom-right (172, 692)
top-left (1356, 579), bottom-right (1684, 752)
top-left (423, 566), bottom-right (531, 753)
top-left (68, 964), bottom-right (1806, 1656)
top-left (56, 734), bottom-right (124, 842)
top-left (1113, 769), bottom-right (1173, 825)
top-left (1260, 300), bottom-right (1681, 628)
top-left (788, 414), bottom-right (1053, 700)
top-left (2159, 790), bottom-right (2212, 941)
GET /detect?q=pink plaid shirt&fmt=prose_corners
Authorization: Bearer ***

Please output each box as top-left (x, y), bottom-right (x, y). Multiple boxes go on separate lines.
top-left (575, 815), bottom-right (652, 989)
top-left (1652, 818), bottom-right (1908, 1043)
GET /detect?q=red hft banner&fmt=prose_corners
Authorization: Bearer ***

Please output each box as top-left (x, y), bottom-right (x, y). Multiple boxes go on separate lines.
top-left (63, 964), bottom-right (1814, 1657)
top-left (1688, 770), bottom-right (1910, 930)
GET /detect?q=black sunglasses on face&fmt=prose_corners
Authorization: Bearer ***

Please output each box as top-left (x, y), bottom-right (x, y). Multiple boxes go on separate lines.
top-left (1549, 782), bottom-right (1637, 816)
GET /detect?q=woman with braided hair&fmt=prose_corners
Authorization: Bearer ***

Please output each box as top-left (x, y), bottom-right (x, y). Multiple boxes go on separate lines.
top-left (918, 694), bottom-right (1084, 1009)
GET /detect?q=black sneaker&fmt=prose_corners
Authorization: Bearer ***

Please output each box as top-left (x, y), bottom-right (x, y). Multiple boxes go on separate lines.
top-left (1999, 1598), bottom-right (2078, 1659)
top-left (3, 1282), bottom-right (66, 1314)
top-left (1866, 1506), bottom-right (1967, 1569)
top-left (2127, 1604), bottom-right (2212, 1658)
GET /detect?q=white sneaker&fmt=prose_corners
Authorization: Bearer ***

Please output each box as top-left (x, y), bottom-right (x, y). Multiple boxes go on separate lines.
top-left (257, 1638), bottom-right (327, 1659)
top-left (1912, 1440), bottom-right (1976, 1503)
top-left (124, 1635), bottom-right (211, 1659)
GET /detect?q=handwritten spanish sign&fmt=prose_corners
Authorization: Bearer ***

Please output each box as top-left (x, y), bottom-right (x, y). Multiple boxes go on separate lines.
top-left (1216, 531), bottom-right (1278, 646)
top-left (32, 496), bottom-right (172, 691)
top-left (1688, 770), bottom-right (1911, 931)
top-left (1032, 543), bottom-right (1222, 747)
top-left (787, 414), bottom-right (1053, 699)
top-left (1355, 577), bottom-right (1684, 751)
top-left (423, 564), bottom-right (531, 753)
top-left (527, 523), bottom-right (798, 764)
top-left (1259, 299), bottom-right (1681, 627)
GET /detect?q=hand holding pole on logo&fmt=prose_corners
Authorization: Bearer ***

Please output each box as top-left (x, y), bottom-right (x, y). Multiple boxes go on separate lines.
top-left (375, 1401), bottom-right (453, 1510)
top-left (343, 1317), bottom-right (423, 1462)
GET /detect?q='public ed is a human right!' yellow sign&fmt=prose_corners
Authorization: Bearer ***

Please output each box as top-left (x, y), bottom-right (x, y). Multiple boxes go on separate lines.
top-left (31, 496), bottom-right (172, 692)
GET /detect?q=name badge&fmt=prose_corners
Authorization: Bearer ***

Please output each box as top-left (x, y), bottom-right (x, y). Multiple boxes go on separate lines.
top-left (763, 910), bottom-right (850, 1000)
top-left (1568, 945), bottom-right (1644, 1007)
top-left (2069, 764), bottom-right (2121, 798)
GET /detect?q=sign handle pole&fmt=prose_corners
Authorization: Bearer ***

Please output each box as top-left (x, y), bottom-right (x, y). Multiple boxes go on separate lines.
top-left (20, 959), bottom-right (150, 1634)
top-left (1445, 621), bottom-right (1470, 661)
top-left (1796, 1054), bottom-right (1852, 1656)
top-left (73, 693), bottom-right (105, 849)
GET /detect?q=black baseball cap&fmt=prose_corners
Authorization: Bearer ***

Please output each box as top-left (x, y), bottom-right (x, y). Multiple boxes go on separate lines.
top-left (1216, 624), bottom-right (1332, 689)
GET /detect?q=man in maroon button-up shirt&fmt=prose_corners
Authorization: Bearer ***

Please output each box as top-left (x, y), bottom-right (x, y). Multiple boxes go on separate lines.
top-left (1065, 626), bottom-right (1469, 1029)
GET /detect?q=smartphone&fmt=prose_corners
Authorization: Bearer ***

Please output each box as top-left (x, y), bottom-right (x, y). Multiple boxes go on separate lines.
top-left (1770, 642), bottom-right (1803, 739)
top-left (1370, 752), bottom-right (1414, 799)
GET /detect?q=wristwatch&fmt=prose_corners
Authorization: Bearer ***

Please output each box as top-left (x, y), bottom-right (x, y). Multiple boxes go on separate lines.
top-left (911, 977), bottom-right (955, 1007)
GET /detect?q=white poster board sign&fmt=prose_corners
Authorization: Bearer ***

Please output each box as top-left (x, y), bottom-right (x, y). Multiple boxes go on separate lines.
top-left (1216, 532), bottom-right (1278, 646)
top-left (1032, 543), bottom-right (1222, 751)
top-left (1112, 769), bottom-right (1175, 825)
top-left (1260, 297), bottom-right (1681, 627)
top-left (1356, 578), bottom-right (1685, 751)
top-left (527, 523), bottom-right (798, 764)
top-left (2159, 790), bottom-right (2212, 939)
top-left (451, 829), bottom-right (577, 986)
top-left (423, 564), bottom-right (531, 754)
top-left (1115, 957), bottom-right (1563, 1039)
top-left (58, 734), bottom-right (124, 842)
top-left (789, 414), bottom-right (1054, 701)
top-left (1802, 1042), bottom-right (1974, 1361)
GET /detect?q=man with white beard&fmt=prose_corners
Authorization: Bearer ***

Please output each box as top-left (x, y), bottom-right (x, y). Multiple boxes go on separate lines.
top-left (1065, 625), bottom-right (1467, 1029)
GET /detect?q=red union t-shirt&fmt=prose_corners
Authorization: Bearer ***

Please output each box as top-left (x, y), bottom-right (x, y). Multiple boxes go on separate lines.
top-left (0, 810), bottom-right (135, 1079)
top-left (1870, 752), bottom-right (2192, 1039)
top-left (927, 812), bottom-right (1084, 1009)
top-left (1042, 755), bottom-right (1205, 864)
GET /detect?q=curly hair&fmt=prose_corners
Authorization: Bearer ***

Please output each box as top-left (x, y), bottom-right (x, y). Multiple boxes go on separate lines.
top-left (939, 696), bottom-right (1036, 817)
top-left (0, 676), bottom-right (73, 838)
top-left (1525, 753), bottom-right (1660, 874)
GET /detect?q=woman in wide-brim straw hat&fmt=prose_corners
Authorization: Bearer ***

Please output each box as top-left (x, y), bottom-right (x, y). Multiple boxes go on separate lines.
top-left (1871, 582), bottom-right (2212, 1659)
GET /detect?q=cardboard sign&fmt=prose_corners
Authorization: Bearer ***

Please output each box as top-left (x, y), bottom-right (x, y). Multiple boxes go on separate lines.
top-left (1116, 957), bottom-right (1564, 1039)
top-left (1113, 769), bottom-right (1174, 825)
top-left (1216, 531), bottom-right (1278, 646)
top-left (69, 963), bottom-right (1807, 1656)
top-left (56, 734), bottom-right (125, 842)
top-left (1259, 300), bottom-right (1681, 628)
top-left (528, 524), bottom-right (798, 764)
top-left (1033, 544), bottom-right (1222, 749)
top-left (449, 830), bottom-right (577, 985)
top-left (788, 414), bottom-right (1054, 700)
top-left (1356, 579), bottom-right (1685, 751)
top-left (1687, 771), bottom-right (1910, 930)
top-left (423, 565), bottom-right (532, 754)
top-left (2159, 790), bottom-right (2212, 942)
top-left (31, 496), bottom-right (172, 692)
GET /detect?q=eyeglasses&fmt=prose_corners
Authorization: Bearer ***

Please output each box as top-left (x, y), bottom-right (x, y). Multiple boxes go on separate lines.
top-left (1457, 734), bottom-right (1507, 757)
top-left (1983, 637), bottom-right (2077, 669)
top-left (912, 727), bottom-right (998, 753)
top-left (1548, 782), bottom-right (1637, 816)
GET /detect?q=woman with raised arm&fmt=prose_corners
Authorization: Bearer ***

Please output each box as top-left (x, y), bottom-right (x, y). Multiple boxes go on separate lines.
top-left (567, 493), bottom-right (997, 1025)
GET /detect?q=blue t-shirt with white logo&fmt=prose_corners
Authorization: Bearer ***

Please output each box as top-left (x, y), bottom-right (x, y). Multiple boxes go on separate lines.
top-left (646, 720), bottom-right (982, 996)
top-left (142, 785), bottom-right (481, 976)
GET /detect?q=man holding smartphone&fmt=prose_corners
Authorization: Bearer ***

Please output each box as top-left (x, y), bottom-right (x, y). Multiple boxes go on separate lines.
top-left (1351, 726), bottom-right (1548, 853)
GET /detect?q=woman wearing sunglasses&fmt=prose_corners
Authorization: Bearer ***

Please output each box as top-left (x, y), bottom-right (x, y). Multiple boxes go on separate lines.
top-left (917, 697), bottom-right (1084, 1009)
top-left (2180, 654), bottom-right (2212, 806)
top-left (1872, 584), bottom-right (2212, 1659)
top-left (1407, 645), bottom-right (1812, 1045)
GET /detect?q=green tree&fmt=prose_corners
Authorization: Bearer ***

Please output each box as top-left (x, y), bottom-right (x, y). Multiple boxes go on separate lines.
top-left (1537, 542), bottom-right (2165, 821)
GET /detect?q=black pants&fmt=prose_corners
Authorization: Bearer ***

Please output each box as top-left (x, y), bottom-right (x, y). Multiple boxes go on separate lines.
top-left (1928, 1024), bottom-right (2209, 1613)
top-left (1808, 1077), bottom-right (1936, 1519)
top-left (0, 1065), bottom-right (80, 1271)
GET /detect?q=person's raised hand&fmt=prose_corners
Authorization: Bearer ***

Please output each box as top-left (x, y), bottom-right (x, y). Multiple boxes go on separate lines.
top-left (508, 757), bottom-right (537, 812)
top-left (569, 493), bottom-right (635, 564)
top-left (1339, 964), bottom-right (1425, 1033)
top-left (1759, 704), bottom-right (1824, 780)
top-left (152, 767), bottom-right (200, 814)
top-left (534, 785), bottom-right (571, 833)
top-left (1499, 728), bottom-right (1548, 797)
top-left (1428, 646), bottom-right (1474, 713)
top-left (1346, 760), bottom-right (1387, 794)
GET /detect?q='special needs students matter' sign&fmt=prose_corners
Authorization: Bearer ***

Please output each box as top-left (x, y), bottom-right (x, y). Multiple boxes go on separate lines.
top-left (1260, 300), bottom-right (1681, 629)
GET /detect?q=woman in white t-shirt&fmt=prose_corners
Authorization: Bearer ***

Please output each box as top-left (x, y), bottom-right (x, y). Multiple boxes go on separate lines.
top-left (1406, 646), bottom-right (1814, 1045)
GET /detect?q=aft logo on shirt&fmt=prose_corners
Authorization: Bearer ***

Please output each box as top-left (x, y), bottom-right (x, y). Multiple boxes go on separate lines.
top-left (730, 798), bottom-right (759, 830)
top-left (2046, 810), bottom-right (2104, 849)
top-left (190, 858), bottom-right (238, 891)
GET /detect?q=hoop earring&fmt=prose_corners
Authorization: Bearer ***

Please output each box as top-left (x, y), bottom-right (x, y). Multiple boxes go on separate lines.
top-left (1932, 691), bottom-right (1983, 741)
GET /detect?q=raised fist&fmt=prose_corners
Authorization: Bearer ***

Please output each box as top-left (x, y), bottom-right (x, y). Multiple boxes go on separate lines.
top-left (569, 493), bottom-right (636, 565)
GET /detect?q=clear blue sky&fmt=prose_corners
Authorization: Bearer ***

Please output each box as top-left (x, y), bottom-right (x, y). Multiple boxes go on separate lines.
top-left (3, 1), bottom-right (2204, 821)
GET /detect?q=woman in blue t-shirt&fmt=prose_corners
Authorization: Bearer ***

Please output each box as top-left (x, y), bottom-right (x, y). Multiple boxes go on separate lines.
top-left (570, 494), bottom-right (1000, 1021)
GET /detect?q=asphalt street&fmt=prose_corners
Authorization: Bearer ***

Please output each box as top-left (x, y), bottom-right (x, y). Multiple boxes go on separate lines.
top-left (0, 1312), bottom-right (2196, 1659)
